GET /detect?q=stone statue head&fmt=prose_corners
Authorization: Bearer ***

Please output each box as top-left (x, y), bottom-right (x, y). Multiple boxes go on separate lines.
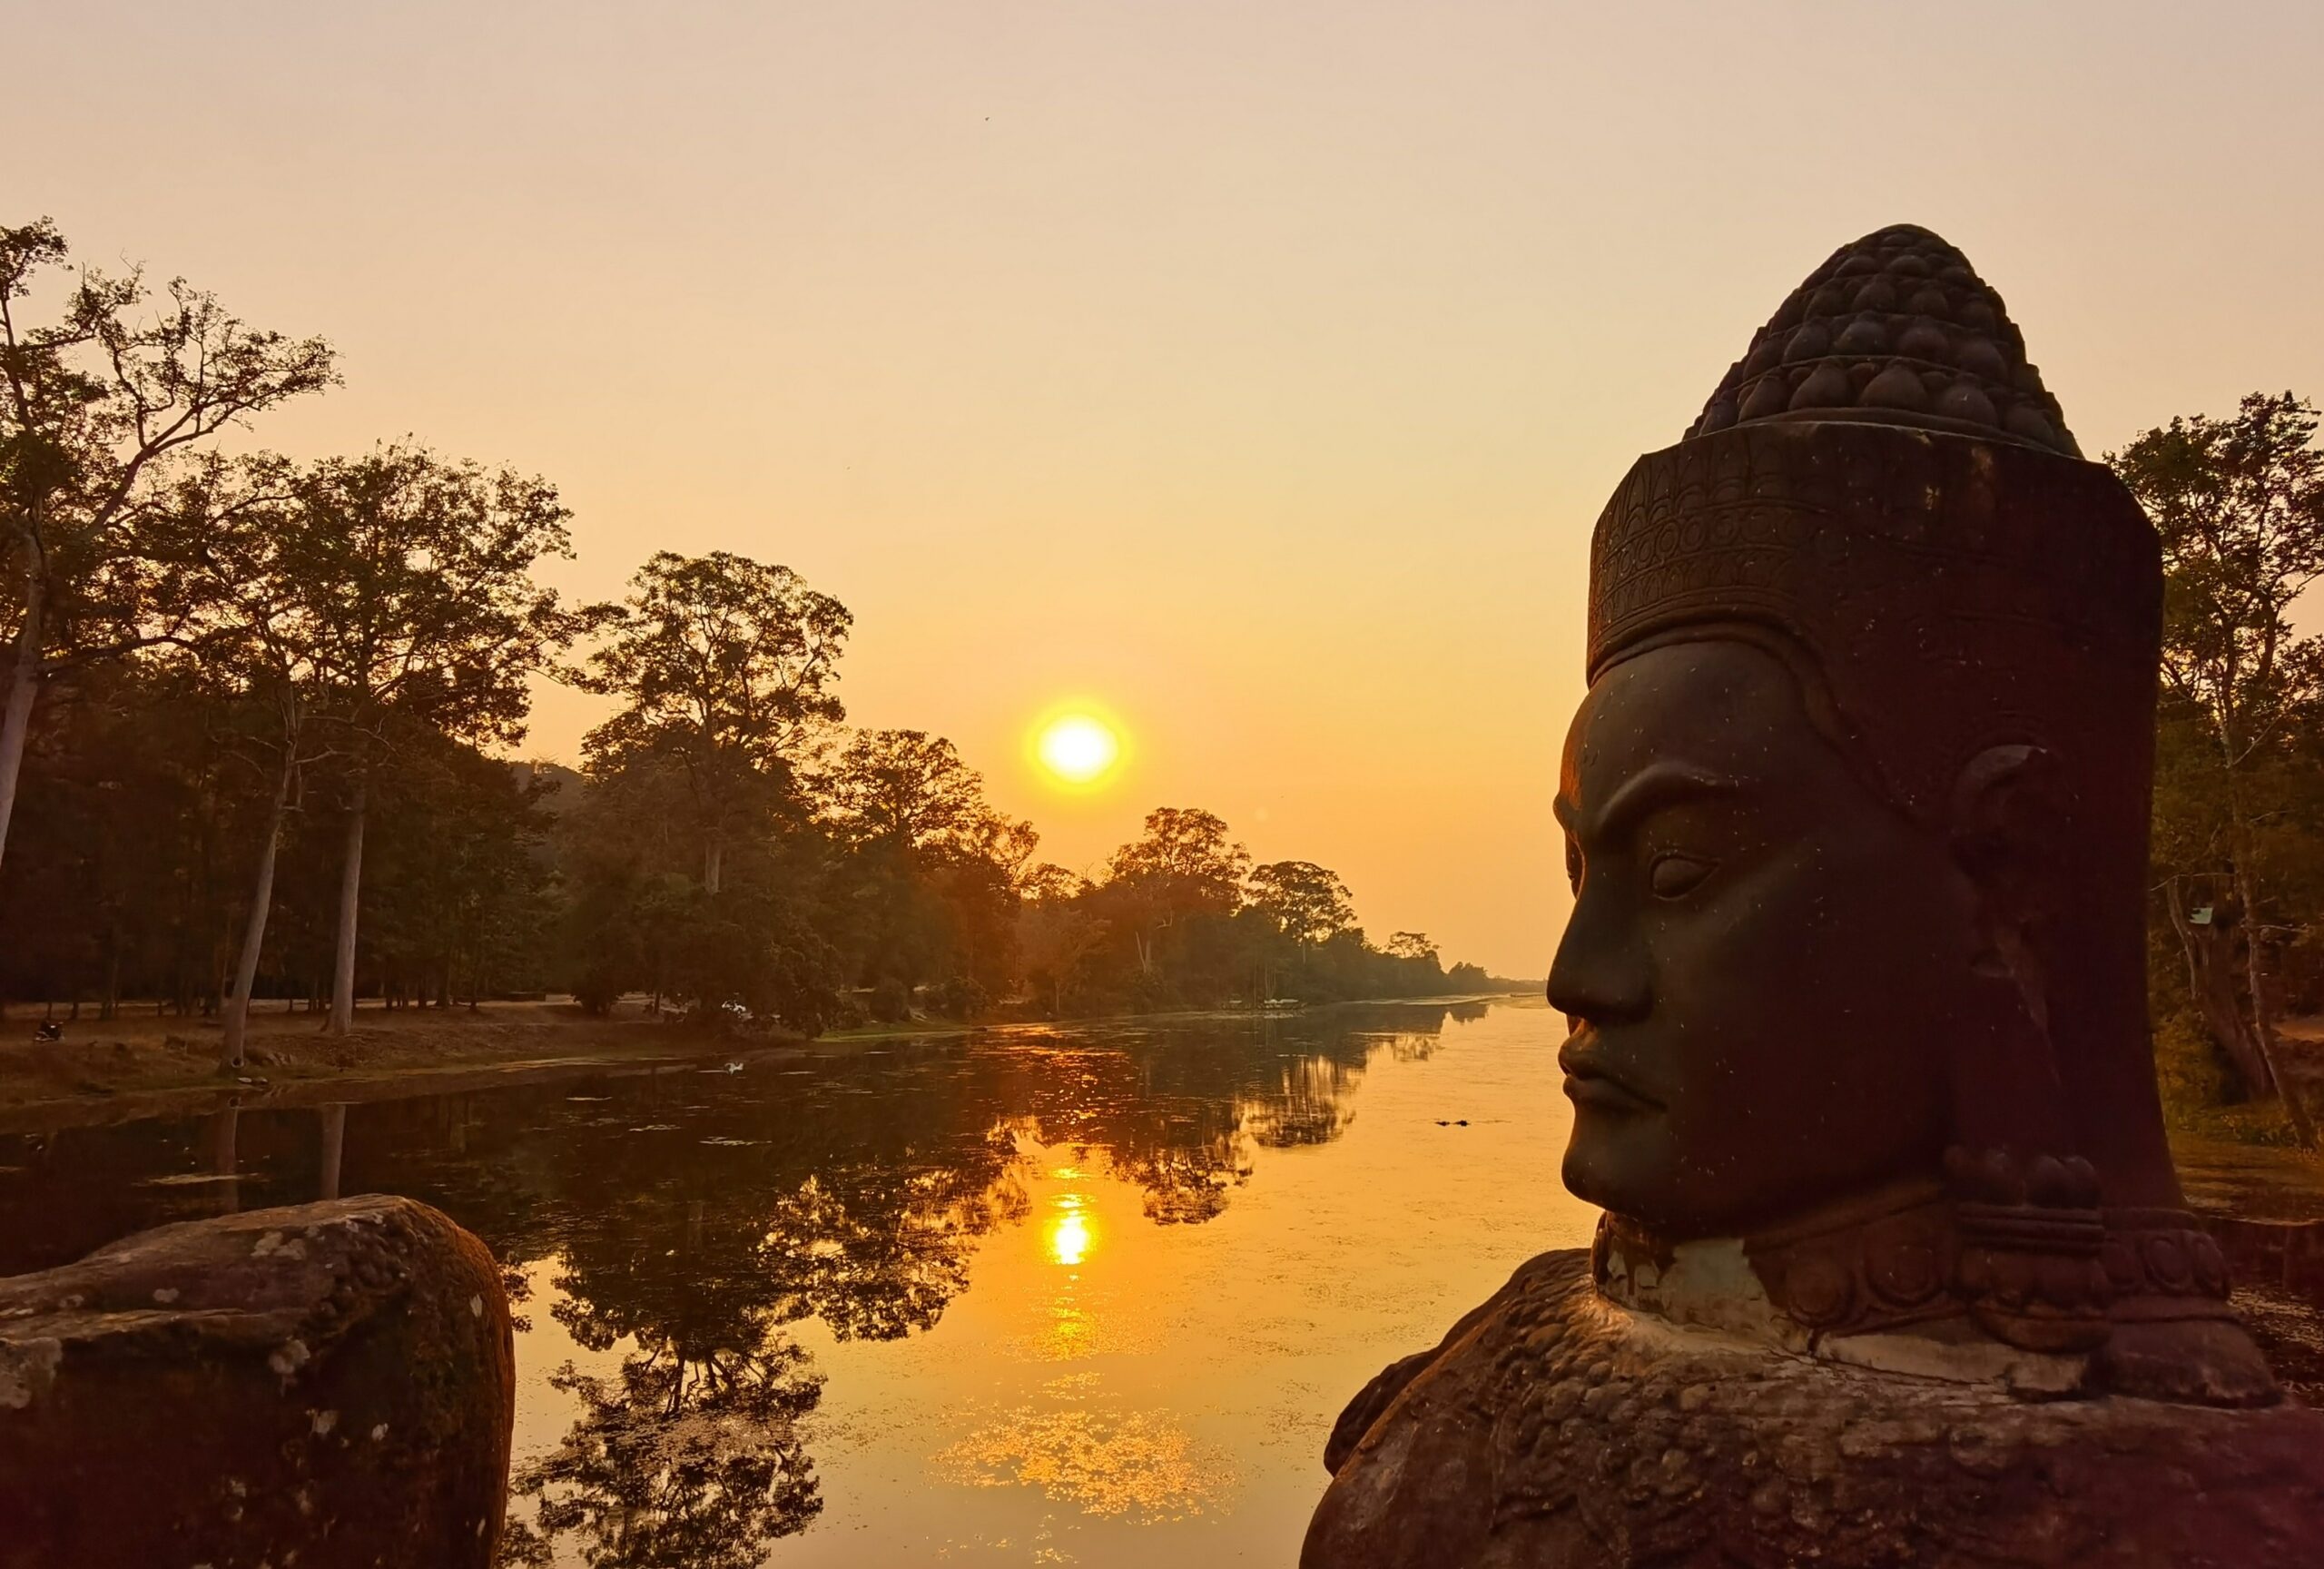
top-left (1550, 227), bottom-right (2259, 1389)
top-left (1555, 626), bottom-right (1984, 1237)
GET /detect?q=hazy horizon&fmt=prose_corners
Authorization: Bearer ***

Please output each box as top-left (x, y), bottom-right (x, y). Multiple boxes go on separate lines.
top-left (15, 0), bottom-right (2323, 975)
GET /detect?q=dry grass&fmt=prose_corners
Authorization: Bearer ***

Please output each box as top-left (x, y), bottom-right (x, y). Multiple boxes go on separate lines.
top-left (0, 1000), bottom-right (723, 1125)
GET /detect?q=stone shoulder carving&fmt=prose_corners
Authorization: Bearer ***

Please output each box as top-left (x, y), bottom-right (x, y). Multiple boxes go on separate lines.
top-left (1306, 1250), bottom-right (2324, 1569)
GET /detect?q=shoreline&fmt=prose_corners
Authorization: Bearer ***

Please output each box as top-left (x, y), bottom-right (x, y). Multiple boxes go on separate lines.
top-left (0, 992), bottom-right (1534, 1134)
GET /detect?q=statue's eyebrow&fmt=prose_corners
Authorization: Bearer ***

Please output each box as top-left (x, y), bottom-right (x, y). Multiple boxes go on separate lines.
top-left (1587, 762), bottom-right (1737, 844)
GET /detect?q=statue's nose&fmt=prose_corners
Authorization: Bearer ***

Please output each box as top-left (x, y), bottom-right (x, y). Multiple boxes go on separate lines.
top-left (1546, 900), bottom-right (1649, 1027)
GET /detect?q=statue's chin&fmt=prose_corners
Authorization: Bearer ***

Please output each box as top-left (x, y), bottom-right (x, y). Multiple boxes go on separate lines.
top-left (1559, 1127), bottom-right (1658, 1224)
top-left (1561, 1123), bottom-right (1758, 1240)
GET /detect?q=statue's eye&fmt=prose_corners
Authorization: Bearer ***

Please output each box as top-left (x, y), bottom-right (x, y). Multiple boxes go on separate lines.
top-left (1649, 853), bottom-right (1714, 899)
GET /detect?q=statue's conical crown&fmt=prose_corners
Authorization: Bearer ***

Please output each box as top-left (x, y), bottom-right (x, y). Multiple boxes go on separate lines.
top-left (1688, 223), bottom-right (2078, 457)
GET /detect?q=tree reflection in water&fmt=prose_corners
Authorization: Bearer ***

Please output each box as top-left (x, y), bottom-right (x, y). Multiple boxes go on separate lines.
top-left (498, 1336), bottom-right (822, 1569)
top-left (759, 1130), bottom-right (1030, 1341)
top-left (493, 1007), bottom-right (1474, 1564)
top-left (1003, 1021), bottom-right (1447, 1222)
top-left (0, 1002), bottom-right (1492, 1567)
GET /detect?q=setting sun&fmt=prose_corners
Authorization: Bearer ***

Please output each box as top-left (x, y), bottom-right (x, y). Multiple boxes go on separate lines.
top-left (1034, 713), bottom-right (1122, 788)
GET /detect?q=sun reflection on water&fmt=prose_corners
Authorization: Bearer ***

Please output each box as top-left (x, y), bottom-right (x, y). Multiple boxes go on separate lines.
top-left (935, 1404), bottom-right (1235, 1521)
top-left (1049, 1202), bottom-right (1094, 1268)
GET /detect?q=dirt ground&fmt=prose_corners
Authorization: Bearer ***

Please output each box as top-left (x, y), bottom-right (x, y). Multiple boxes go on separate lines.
top-left (0, 999), bottom-right (773, 1130)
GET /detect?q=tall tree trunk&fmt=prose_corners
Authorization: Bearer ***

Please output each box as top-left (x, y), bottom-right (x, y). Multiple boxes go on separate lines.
top-left (2231, 845), bottom-right (2316, 1147)
top-left (704, 838), bottom-right (724, 895)
top-left (0, 583), bottom-right (42, 881)
top-left (222, 746), bottom-right (297, 1071)
top-left (328, 774), bottom-right (368, 1036)
top-left (2220, 739), bottom-right (2317, 1146)
top-left (2164, 878), bottom-right (2273, 1095)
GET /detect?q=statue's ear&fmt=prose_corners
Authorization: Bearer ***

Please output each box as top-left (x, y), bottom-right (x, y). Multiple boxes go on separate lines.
top-left (1945, 743), bottom-right (2081, 1161)
top-left (1947, 744), bottom-right (2067, 1025)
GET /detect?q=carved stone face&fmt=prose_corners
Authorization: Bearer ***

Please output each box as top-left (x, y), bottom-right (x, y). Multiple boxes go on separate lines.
top-left (1551, 638), bottom-right (1974, 1238)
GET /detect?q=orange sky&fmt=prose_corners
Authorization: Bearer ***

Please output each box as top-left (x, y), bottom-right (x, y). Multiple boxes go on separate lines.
top-left (15, 1), bottom-right (2324, 975)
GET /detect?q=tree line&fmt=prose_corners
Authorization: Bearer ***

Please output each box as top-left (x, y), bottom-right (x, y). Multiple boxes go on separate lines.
top-left (20, 213), bottom-right (2310, 1130)
top-left (2117, 392), bottom-right (2324, 1145)
top-left (0, 219), bottom-right (1504, 1065)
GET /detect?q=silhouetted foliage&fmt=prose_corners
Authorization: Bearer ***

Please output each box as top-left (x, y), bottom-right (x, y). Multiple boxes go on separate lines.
top-left (0, 222), bottom-right (1512, 1032)
top-left (0, 218), bottom-right (335, 879)
top-left (2113, 392), bottom-right (2324, 1139)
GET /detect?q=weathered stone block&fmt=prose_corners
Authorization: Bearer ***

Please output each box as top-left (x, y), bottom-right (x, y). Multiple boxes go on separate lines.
top-left (0, 1195), bottom-right (515, 1568)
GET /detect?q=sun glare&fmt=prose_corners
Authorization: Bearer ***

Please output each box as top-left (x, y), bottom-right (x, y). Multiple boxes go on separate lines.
top-left (1049, 1206), bottom-right (1094, 1268)
top-left (1035, 713), bottom-right (1121, 787)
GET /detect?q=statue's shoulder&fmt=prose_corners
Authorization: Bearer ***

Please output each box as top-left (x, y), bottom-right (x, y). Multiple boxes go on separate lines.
top-left (1324, 1247), bottom-right (1593, 1475)
top-left (1307, 1248), bottom-right (1600, 1568)
top-left (1308, 1245), bottom-right (2324, 1569)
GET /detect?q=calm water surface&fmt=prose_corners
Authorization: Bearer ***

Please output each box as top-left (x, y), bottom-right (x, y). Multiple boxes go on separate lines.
top-left (0, 996), bottom-right (1590, 1566)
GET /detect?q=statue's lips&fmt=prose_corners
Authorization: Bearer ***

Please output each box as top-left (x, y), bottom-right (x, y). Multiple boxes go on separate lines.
top-left (1558, 1034), bottom-right (1662, 1114)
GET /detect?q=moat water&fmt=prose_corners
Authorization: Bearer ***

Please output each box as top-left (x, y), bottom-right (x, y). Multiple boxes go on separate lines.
top-left (0, 996), bottom-right (1595, 1566)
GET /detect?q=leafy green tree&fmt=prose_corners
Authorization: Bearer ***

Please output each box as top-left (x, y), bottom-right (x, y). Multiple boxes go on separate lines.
top-left (354, 739), bottom-right (560, 1009)
top-left (1385, 931), bottom-right (1436, 962)
top-left (1016, 873), bottom-right (1108, 1017)
top-left (1018, 862), bottom-right (1086, 903)
top-left (821, 728), bottom-right (1035, 1006)
top-left (1106, 807), bottom-right (1250, 906)
top-left (176, 458), bottom-right (340, 1068)
top-left (557, 554), bottom-right (854, 1031)
top-left (0, 655), bottom-right (235, 1017)
top-left (0, 218), bottom-right (334, 878)
top-left (1102, 807), bottom-right (1250, 985)
top-left (1247, 860), bottom-right (1357, 947)
top-left (1446, 961), bottom-right (1492, 991)
top-left (576, 552), bottom-right (849, 894)
top-left (1374, 930), bottom-right (1452, 998)
top-left (2114, 392), bottom-right (2324, 1143)
top-left (1243, 860), bottom-right (1358, 1006)
top-left (822, 729), bottom-right (995, 853)
top-left (554, 749), bottom-right (700, 1013)
top-left (274, 446), bottom-right (576, 1034)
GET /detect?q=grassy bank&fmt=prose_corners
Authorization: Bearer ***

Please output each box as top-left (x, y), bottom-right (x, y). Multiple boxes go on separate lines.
top-left (0, 1002), bottom-right (786, 1129)
top-left (2157, 1014), bottom-right (2324, 1150)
